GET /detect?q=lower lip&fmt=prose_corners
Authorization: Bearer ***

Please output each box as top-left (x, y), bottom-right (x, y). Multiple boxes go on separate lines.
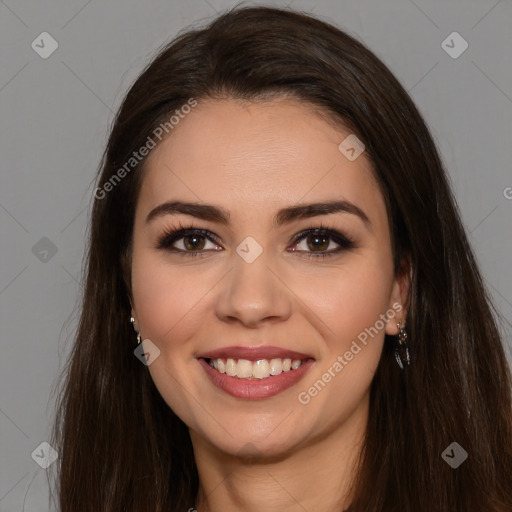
top-left (198, 358), bottom-right (315, 400)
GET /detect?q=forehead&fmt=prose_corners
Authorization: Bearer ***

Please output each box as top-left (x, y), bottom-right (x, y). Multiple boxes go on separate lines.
top-left (138, 98), bottom-right (385, 228)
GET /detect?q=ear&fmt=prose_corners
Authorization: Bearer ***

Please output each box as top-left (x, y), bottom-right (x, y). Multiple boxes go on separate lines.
top-left (129, 301), bottom-right (139, 332)
top-left (130, 310), bottom-right (139, 332)
top-left (385, 258), bottom-right (411, 336)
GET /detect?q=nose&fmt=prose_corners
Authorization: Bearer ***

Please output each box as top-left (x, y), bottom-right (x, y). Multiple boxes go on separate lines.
top-left (214, 251), bottom-right (293, 328)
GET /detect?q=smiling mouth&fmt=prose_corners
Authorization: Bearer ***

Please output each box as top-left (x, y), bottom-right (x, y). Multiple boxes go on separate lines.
top-left (203, 357), bottom-right (311, 379)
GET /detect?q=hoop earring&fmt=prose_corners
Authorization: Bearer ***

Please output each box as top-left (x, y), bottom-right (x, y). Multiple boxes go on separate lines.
top-left (130, 316), bottom-right (142, 345)
top-left (395, 322), bottom-right (411, 369)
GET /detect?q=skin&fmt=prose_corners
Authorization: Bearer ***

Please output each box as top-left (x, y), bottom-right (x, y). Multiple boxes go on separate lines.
top-left (129, 97), bottom-right (409, 512)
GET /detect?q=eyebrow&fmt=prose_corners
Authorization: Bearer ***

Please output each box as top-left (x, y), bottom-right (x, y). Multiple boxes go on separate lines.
top-left (145, 199), bottom-right (371, 229)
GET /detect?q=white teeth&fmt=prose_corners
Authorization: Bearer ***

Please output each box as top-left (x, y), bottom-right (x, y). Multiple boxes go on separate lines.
top-left (236, 359), bottom-right (253, 378)
top-left (208, 357), bottom-right (305, 379)
top-left (252, 359), bottom-right (270, 379)
top-left (291, 359), bottom-right (302, 370)
top-left (225, 358), bottom-right (237, 376)
top-left (269, 358), bottom-right (283, 375)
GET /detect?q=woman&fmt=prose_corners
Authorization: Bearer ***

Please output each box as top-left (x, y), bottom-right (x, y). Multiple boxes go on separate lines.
top-left (50, 6), bottom-right (512, 511)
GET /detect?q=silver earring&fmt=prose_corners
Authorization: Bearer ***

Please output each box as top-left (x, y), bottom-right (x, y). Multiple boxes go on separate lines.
top-left (130, 316), bottom-right (141, 345)
top-left (395, 322), bottom-right (411, 369)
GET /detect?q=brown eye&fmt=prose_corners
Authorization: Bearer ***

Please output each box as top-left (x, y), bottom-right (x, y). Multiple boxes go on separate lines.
top-left (182, 234), bottom-right (207, 251)
top-left (304, 233), bottom-right (330, 252)
top-left (291, 228), bottom-right (355, 259)
top-left (156, 227), bottom-right (222, 255)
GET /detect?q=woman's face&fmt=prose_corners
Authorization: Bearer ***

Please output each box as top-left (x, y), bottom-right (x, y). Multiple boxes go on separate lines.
top-left (130, 97), bottom-right (406, 458)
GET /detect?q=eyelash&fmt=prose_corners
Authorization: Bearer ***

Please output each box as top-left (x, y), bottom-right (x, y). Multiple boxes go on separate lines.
top-left (155, 220), bottom-right (356, 259)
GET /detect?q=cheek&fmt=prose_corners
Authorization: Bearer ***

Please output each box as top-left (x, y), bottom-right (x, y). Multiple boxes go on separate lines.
top-left (131, 249), bottom-right (197, 344)
top-left (131, 247), bottom-right (227, 360)
top-left (301, 260), bottom-right (394, 344)
top-left (130, 250), bottom-right (208, 423)
top-left (296, 256), bottom-right (394, 405)
top-left (294, 263), bottom-right (392, 415)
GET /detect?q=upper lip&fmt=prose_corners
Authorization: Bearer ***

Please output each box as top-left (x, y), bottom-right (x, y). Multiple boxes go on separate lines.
top-left (196, 345), bottom-right (314, 361)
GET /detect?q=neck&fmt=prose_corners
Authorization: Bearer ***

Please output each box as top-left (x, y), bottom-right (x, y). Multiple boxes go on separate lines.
top-left (191, 396), bottom-right (368, 512)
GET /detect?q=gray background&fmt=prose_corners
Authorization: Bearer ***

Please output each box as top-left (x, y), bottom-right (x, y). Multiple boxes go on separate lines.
top-left (1, 0), bottom-right (511, 510)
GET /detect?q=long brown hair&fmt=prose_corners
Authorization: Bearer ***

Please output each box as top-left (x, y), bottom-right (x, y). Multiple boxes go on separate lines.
top-left (49, 6), bottom-right (512, 511)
